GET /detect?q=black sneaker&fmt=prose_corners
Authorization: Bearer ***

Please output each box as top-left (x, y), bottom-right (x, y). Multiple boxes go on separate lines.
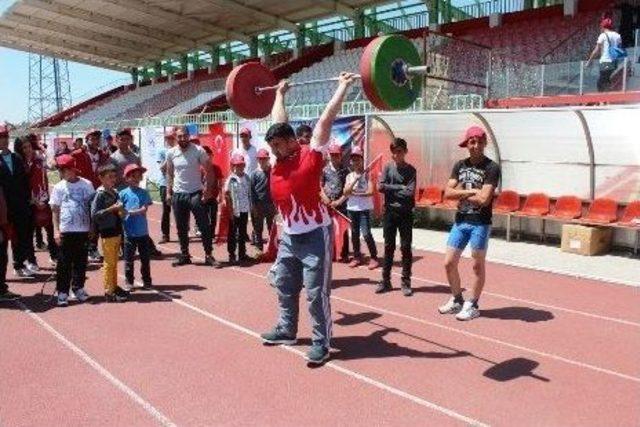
top-left (159, 235), bottom-right (170, 244)
top-left (172, 256), bottom-right (192, 267)
top-left (260, 328), bottom-right (297, 345)
top-left (203, 255), bottom-right (221, 268)
top-left (228, 254), bottom-right (237, 265)
top-left (0, 290), bottom-right (20, 301)
top-left (401, 285), bottom-right (413, 297)
top-left (375, 281), bottom-right (392, 294)
top-left (238, 254), bottom-right (251, 263)
top-left (141, 282), bottom-right (153, 290)
top-left (114, 286), bottom-right (130, 299)
top-left (151, 248), bottom-right (162, 258)
top-left (105, 292), bottom-right (127, 303)
top-left (306, 345), bottom-right (330, 365)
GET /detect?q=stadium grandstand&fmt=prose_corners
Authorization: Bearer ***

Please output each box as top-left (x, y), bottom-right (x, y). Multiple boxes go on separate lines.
top-left (1, 0), bottom-right (640, 425)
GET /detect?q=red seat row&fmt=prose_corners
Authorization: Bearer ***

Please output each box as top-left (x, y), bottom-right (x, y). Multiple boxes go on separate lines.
top-left (416, 186), bottom-right (640, 227)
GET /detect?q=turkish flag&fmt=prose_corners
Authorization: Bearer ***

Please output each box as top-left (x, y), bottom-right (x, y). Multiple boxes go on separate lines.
top-left (200, 122), bottom-right (232, 179)
top-left (331, 209), bottom-right (351, 261)
top-left (215, 204), bottom-right (231, 245)
top-left (367, 154), bottom-right (384, 217)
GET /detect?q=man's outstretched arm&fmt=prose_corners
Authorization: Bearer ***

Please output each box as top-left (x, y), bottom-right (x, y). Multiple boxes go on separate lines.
top-left (271, 80), bottom-right (291, 124)
top-left (312, 72), bottom-right (357, 149)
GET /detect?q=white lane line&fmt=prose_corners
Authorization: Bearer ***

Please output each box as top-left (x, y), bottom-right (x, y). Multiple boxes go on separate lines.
top-left (214, 264), bottom-right (640, 384)
top-left (15, 301), bottom-right (176, 427)
top-left (147, 216), bottom-right (640, 328)
top-left (381, 270), bottom-right (640, 329)
top-left (121, 279), bottom-right (489, 427)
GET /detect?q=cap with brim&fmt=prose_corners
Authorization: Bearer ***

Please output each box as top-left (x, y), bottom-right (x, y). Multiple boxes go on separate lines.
top-left (56, 154), bottom-right (81, 173)
top-left (257, 148), bottom-right (270, 159)
top-left (239, 127), bottom-right (251, 136)
top-left (230, 154), bottom-right (246, 165)
top-left (124, 164), bottom-right (147, 177)
top-left (350, 146), bottom-right (364, 157)
top-left (459, 125), bottom-right (486, 148)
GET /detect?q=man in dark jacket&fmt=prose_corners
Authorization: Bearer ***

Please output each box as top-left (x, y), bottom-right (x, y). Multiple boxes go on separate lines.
top-left (0, 184), bottom-right (20, 300)
top-left (0, 125), bottom-right (37, 278)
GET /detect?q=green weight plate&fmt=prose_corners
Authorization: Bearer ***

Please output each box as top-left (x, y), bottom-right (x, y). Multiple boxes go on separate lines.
top-left (369, 35), bottom-right (422, 111)
top-left (226, 62), bottom-right (277, 119)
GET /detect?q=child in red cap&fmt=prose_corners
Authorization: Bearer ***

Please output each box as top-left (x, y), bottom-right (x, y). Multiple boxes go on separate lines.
top-left (119, 164), bottom-right (153, 290)
top-left (224, 154), bottom-right (252, 264)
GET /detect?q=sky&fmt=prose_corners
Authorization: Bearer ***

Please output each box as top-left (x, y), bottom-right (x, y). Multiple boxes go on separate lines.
top-left (0, 47), bottom-right (128, 124)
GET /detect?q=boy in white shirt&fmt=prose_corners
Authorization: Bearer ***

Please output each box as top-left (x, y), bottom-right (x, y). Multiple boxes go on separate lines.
top-left (344, 146), bottom-right (379, 270)
top-left (49, 155), bottom-right (96, 307)
top-left (224, 154), bottom-right (251, 264)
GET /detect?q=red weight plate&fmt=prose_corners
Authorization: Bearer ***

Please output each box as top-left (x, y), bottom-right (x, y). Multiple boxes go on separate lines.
top-left (359, 36), bottom-right (388, 111)
top-left (226, 62), bottom-right (277, 119)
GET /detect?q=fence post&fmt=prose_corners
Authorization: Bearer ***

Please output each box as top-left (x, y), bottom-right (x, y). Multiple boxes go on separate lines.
top-left (622, 57), bottom-right (628, 92)
top-left (540, 63), bottom-right (545, 96)
top-left (579, 61), bottom-right (584, 95)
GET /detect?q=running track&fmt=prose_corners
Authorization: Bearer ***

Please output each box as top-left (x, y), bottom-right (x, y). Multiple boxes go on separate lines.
top-left (1, 205), bottom-right (639, 426)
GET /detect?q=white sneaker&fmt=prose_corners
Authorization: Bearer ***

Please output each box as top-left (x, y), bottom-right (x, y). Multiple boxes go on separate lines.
top-left (72, 288), bottom-right (91, 303)
top-left (57, 292), bottom-right (69, 307)
top-left (456, 301), bottom-right (480, 321)
top-left (26, 262), bottom-right (40, 273)
top-left (14, 268), bottom-right (34, 278)
top-left (438, 297), bottom-right (463, 314)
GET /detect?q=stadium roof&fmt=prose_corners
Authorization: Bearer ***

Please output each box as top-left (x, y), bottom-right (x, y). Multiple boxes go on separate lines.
top-left (0, 0), bottom-right (384, 72)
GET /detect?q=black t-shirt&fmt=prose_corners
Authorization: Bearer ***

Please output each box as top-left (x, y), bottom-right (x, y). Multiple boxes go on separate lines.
top-left (450, 156), bottom-right (501, 224)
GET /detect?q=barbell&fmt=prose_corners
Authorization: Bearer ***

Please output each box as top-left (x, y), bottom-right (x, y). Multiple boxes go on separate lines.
top-left (225, 34), bottom-right (426, 119)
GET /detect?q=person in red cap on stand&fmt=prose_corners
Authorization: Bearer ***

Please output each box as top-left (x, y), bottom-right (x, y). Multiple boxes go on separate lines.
top-left (586, 17), bottom-right (623, 93)
top-left (250, 148), bottom-right (275, 257)
top-left (224, 153), bottom-right (252, 264)
top-left (49, 154), bottom-right (96, 306)
top-left (439, 125), bottom-right (501, 321)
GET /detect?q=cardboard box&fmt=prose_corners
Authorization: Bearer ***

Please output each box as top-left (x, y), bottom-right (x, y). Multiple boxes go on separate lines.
top-left (561, 224), bottom-right (612, 256)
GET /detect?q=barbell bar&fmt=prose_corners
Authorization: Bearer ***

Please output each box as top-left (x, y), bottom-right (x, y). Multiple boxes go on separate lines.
top-left (225, 34), bottom-right (425, 119)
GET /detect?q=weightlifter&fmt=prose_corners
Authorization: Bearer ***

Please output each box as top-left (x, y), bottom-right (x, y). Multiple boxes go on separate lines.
top-left (259, 72), bottom-right (357, 365)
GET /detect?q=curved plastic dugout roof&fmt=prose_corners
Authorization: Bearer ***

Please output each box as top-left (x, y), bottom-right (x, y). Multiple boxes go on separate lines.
top-left (0, 0), bottom-right (383, 71)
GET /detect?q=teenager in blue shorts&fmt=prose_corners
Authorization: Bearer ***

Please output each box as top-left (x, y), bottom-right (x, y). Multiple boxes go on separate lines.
top-left (260, 72), bottom-right (357, 365)
top-left (440, 126), bottom-right (501, 321)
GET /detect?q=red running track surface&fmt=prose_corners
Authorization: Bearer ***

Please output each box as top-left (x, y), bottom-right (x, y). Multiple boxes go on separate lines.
top-left (1, 204), bottom-right (639, 426)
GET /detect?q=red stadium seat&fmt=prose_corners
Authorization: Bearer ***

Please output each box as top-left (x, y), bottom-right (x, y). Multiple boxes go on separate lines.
top-left (493, 190), bottom-right (520, 213)
top-left (417, 186), bottom-right (443, 206)
top-left (580, 198), bottom-right (618, 224)
top-left (516, 193), bottom-right (550, 217)
top-left (548, 196), bottom-right (583, 220)
top-left (617, 201), bottom-right (640, 226)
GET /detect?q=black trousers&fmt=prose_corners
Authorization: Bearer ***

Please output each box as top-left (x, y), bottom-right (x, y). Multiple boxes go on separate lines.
top-left (0, 229), bottom-right (8, 293)
top-left (34, 223), bottom-right (58, 259)
top-left (252, 204), bottom-right (275, 251)
top-left (598, 62), bottom-right (617, 92)
top-left (227, 212), bottom-right (249, 257)
top-left (172, 191), bottom-right (213, 257)
top-left (10, 214), bottom-right (35, 269)
top-left (205, 199), bottom-right (218, 237)
top-left (124, 235), bottom-right (152, 286)
top-left (382, 208), bottom-right (413, 287)
top-left (348, 210), bottom-right (378, 258)
top-left (159, 186), bottom-right (172, 238)
top-left (56, 232), bottom-right (89, 294)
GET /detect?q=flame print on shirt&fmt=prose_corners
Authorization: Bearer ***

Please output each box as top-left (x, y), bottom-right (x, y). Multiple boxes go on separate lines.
top-left (270, 145), bottom-right (331, 235)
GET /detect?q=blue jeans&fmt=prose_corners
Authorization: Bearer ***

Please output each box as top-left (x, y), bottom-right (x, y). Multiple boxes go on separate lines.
top-left (272, 226), bottom-right (333, 348)
top-left (447, 222), bottom-right (491, 252)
